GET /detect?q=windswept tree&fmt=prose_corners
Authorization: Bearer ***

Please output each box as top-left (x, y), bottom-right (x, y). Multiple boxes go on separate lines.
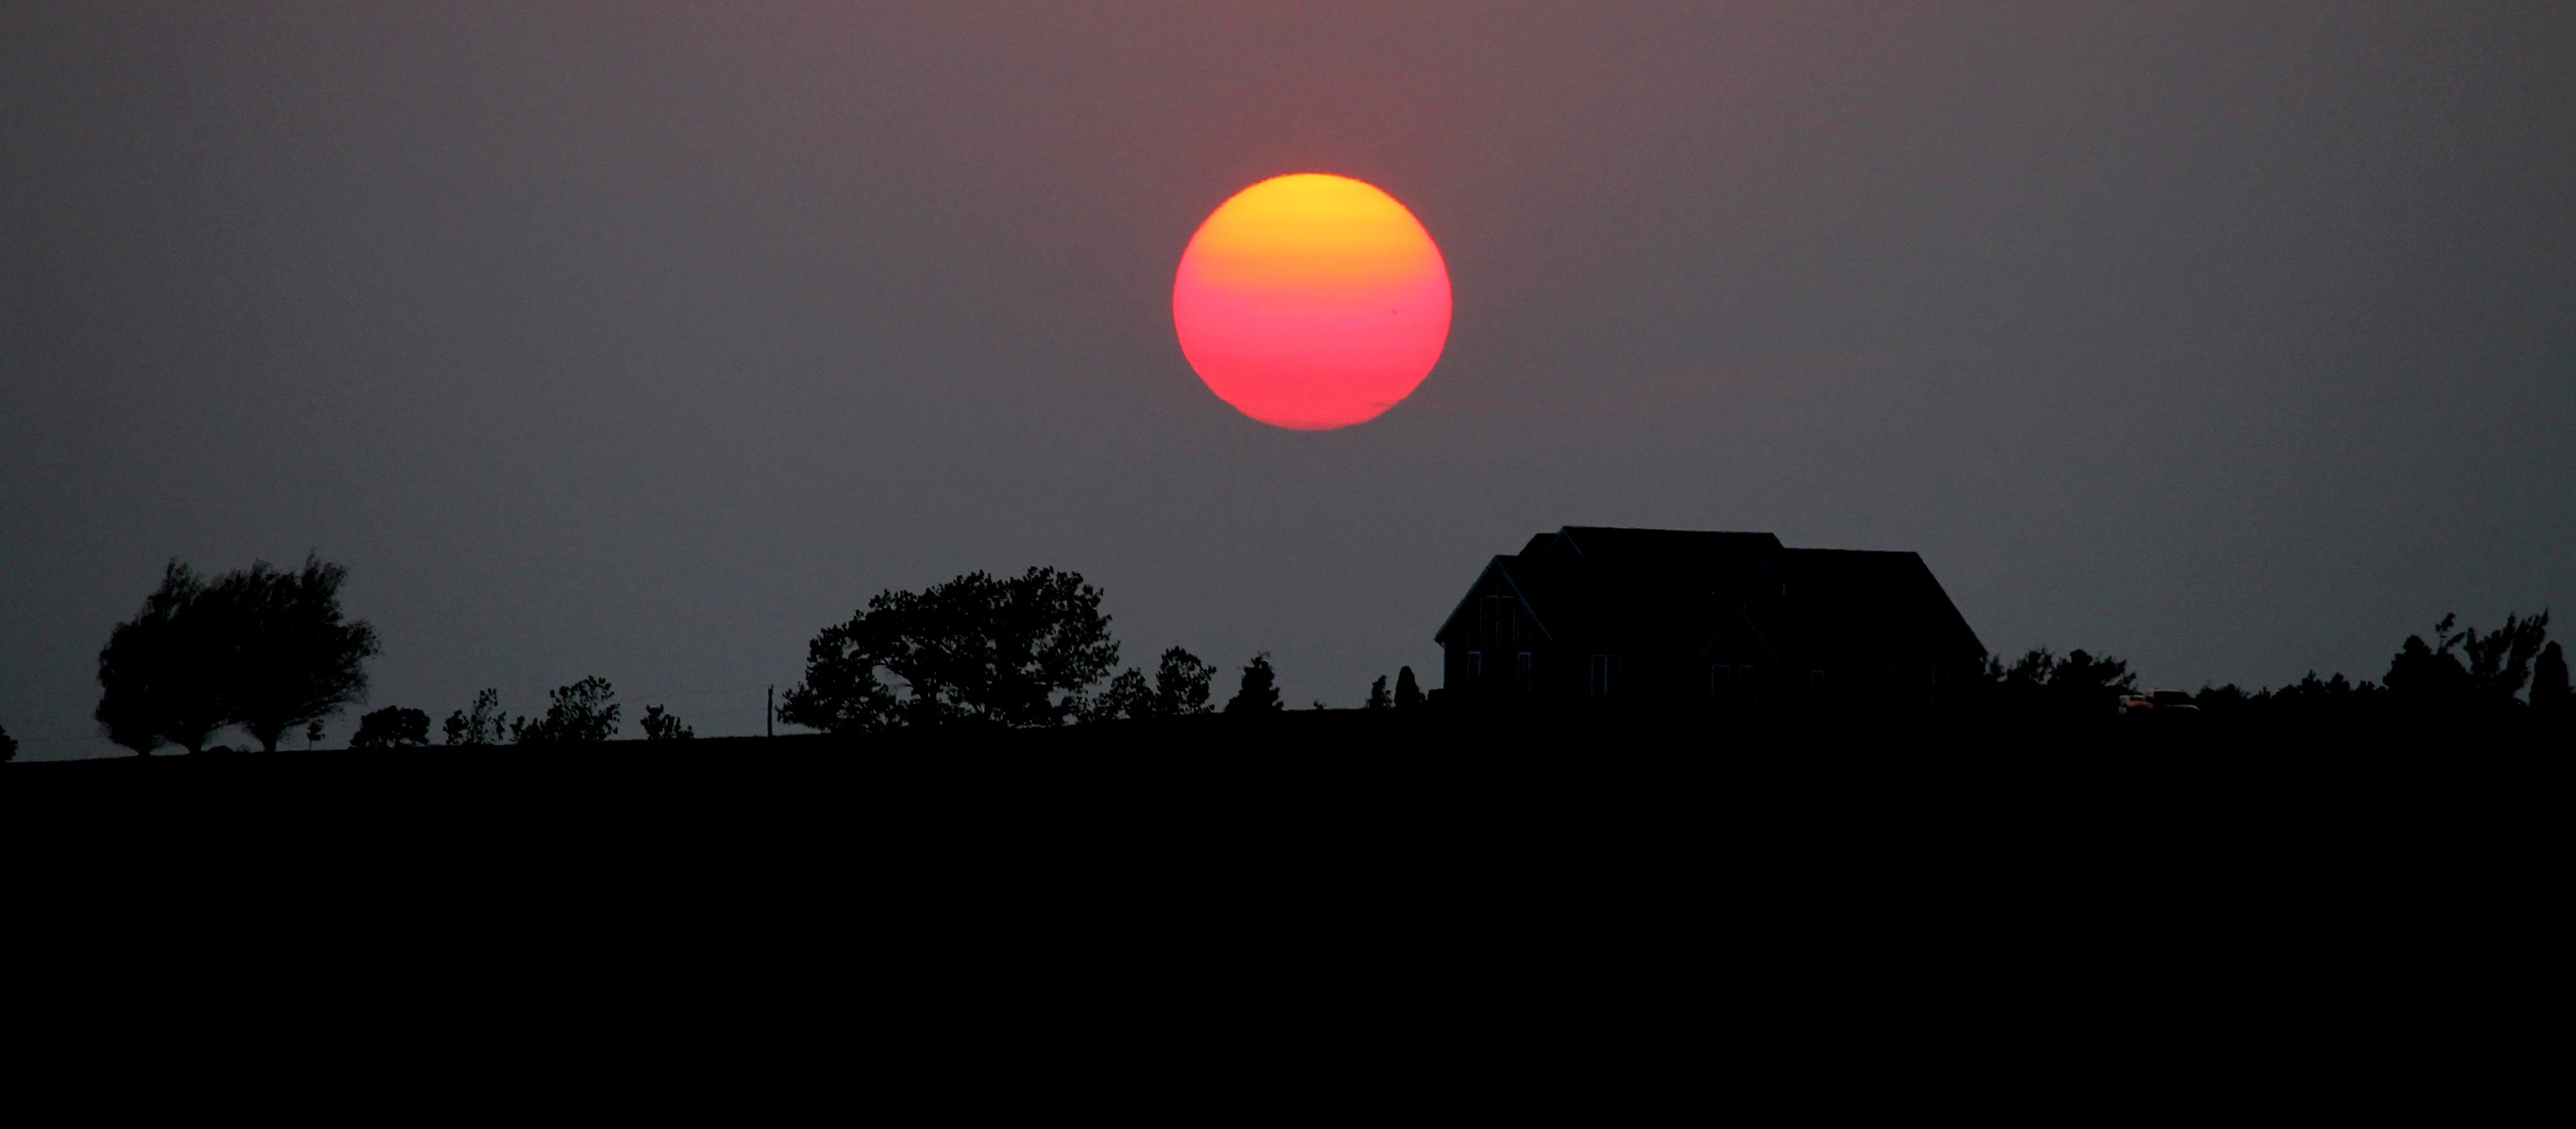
top-left (94, 556), bottom-right (379, 755)
top-left (782, 567), bottom-right (1120, 734)
top-left (1225, 653), bottom-right (1283, 714)
top-left (94, 561), bottom-right (231, 755)
top-left (214, 556), bottom-right (381, 753)
top-left (1367, 676), bottom-right (1392, 710)
top-left (513, 677), bottom-right (622, 743)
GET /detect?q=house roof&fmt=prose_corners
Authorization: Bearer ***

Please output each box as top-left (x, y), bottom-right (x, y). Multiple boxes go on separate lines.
top-left (1436, 527), bottom-right (1985, 663)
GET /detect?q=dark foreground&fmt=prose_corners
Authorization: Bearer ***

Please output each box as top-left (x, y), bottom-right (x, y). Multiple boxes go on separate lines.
top-left (9, 708), bottom-right (2559, 1092)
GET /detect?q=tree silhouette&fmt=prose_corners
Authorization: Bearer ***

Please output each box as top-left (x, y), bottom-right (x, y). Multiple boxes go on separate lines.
top-left (1367, 676), bottom-right (1392, 710)
top-left (443, 690), bottom-right (510, 745)
top-left (513, 676), bottom-right (622, 743)
top-left (92, 556), bottom-right (379, 755)
top-left (2534, 642), bottom-right (2570, 714)
top-left (1225, 653), bottom-right (1283, 714)
top-left (782, 567), bottom-right (1120, 733)
top-left (1395, 666), bottom-right (1421, 709)
top-left (1083, 668), bottom-right (1152, 723)
top-left (213, 556), bottom-right (380, 753)
top-left (640, 704), bottom-right (694, 740)
top-left (2456, 611), bottom-right (2550, 708)
top-left (1078, 645), bottom-right (1214, 723)
top-left (352, 706), bottom-right (431, 748)
top-left (2386, 616), bottom-right (2475, 710)
top-left (1977, 646), bottom-right (2136, 716)
top-left (0, 719), bottom-right (16, 763)
top-left (94, 561), bottom-right (229, 755)
top-left (1152, 647), bottom-right (1216, 717)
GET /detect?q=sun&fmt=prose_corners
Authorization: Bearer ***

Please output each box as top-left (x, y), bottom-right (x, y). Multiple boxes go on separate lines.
top-left (1173, 174), bottom-right (1453, 430)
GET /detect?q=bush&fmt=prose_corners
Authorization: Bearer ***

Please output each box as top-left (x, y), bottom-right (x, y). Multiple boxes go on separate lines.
top-left (640, 705), bottom-right (694, 740)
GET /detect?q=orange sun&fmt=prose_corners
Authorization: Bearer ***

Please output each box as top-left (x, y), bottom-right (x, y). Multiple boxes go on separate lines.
top-left (1173, 174), bottom-right (1452, 430)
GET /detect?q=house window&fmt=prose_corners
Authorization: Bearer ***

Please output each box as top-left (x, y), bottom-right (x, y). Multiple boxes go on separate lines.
top-left (1708, 664), bottom-right (1732, 703)
top-left (1886, 662), bottom-right (1908, 703)
top-left (1516, 651), bottom-right (1533, 692)
top-left (1480, 595), bottom-right (1516, 645)
top-left (1467, 651), bottom-right (1484, 680)
top-left (1589, 654), bottom-right (1617, 698)
top-left (1810, 670), bottom-right (1827, 699)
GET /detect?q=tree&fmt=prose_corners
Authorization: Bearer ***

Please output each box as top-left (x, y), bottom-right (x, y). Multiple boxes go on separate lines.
top-left (2386, 616), bottom-right (2474, 710)
top-left (1395, 666), bottom-right (1422, 709)
top-left (2456, 611), bottom-right (2550, 708)
top-left (94, 561), bottom-right (229, 755)
top-left (213, 556), bottom-right (380, 752)
top-left (352, 706), bottom-right (431, 748)
top-left (1225, 653), bottom-right (1283, 714)
top-left (2534, 642), bottom-right (2570, 714)
top-left (640, 704), bottom-right (694, 740)
top-left (1082, 668), bottom-right (1153, 723)
top-left (1976, 646), bottom-right (2136, 716)
top-left (1367, 676), bottom-right (1392, 710)
top-left (782, 567), bottom-right (1121, 734)
top-left (0, 719), bottom-right (17, 763)
top-left (444, 690), bottom-right (511, 745)
top-left (514, 676), bottom-right (622, 743)
top-left (1152, 647), bottom-right (1216, 717)
top-left (1078, 645), bottom-right (1214, 724)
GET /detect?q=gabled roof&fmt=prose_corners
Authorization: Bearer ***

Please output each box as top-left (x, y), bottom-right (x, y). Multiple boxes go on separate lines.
top-left (1436, 527), bottom-right (1985, 663)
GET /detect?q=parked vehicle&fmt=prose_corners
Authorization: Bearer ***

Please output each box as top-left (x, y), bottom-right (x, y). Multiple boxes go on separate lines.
top-left (2118, 689), bottom-right (2201, 716)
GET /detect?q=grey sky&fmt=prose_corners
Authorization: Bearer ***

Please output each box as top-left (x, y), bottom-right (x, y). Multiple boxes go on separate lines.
top-left (6, 3), bottom-right (2572, 757)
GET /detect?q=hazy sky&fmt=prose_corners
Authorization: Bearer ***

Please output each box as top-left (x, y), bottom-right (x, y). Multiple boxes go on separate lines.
top-left (6, 3), bottom-right (2572, 757)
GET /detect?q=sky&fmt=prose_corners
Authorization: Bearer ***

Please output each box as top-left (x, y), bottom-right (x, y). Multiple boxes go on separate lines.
top-left (5, 2), bottom-right (2572, 757)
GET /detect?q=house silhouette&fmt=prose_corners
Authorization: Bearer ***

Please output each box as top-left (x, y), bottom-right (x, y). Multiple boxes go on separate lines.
top-left (1434, 527), bottom-right (1987, 708)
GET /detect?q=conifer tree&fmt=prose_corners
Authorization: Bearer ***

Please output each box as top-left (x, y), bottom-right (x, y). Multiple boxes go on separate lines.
top-left (1225, 653), bottom-right (1283, 714)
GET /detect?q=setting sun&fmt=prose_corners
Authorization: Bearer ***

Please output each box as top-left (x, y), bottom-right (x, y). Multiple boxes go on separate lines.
top-left (1173, 174), bottom-right (1452, 430)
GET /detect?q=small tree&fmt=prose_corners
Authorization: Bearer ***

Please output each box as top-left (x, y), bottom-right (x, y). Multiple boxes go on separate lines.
top-left (1367, 676), bottom-right (1392, 710)
top-left (2534, 642), bottom-right (2570, 713)
top-left (443, 689), bottom-right (511, 745)
top-left (640, 704), bottom-right (694, 740)
top-left (1082, 668), bottom-right (1153, 723)
top-left (1152, 647), bottom-right (1216, 717)
top-left (1395, 666), bottom-right (1422, 709)
top-left (514, 676), bottom-right (622, 743)
top-left (0, 719), bottom-right (17, 763)
top-left (352, 706), bottom-right (432, 748)
top-left (1225, 653), bottom-right (1283, 714)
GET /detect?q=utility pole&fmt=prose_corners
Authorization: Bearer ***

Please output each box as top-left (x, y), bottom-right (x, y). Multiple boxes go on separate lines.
top-left (766, 685), bottom-right (774, 738)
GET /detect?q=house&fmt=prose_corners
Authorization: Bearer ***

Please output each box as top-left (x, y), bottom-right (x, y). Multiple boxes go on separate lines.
top-left (1432, 527), bottom-right (1987, 708)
